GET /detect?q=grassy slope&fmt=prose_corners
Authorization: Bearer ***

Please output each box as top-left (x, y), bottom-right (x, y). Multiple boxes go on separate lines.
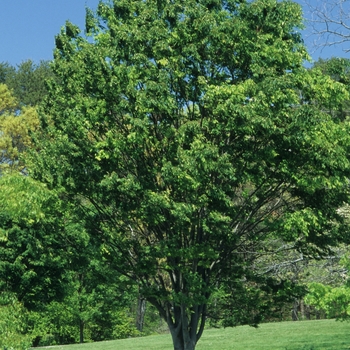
top-left (34, 319), bottom-right (350, 350)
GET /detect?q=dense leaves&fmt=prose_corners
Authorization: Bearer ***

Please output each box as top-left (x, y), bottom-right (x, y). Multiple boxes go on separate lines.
top-left (311, 57), bottom-right (350, 120)
top-left (0, 60), bottom-right (53, 107)
top-left (0, 175), bottom-right (73, 309)
top-left (0, 84), bottom-right (39, 174)
top-left (0, 293), bottom-right (32, 350)
top-left (0, 173), bottom-right (141, 347)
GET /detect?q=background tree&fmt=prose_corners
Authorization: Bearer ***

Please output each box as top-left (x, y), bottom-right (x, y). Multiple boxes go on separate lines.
top-left (0, 62), bottom-right (15, 85)
top-left (30, 257), bottom-right (139, 345)
top-left (0, 173), bottom-right (141, 347)
top-left (311, 57), bottom-right (350, 120)
top-left (29, 0), bottom-right (350, 349)
top-left (0, 175), bottom-right (73, 309)
top-left (0, 84), bottom-right (39, 174)
top-left (313, 57), bottom-right (350, 84)
top-left (0, 60), bottom-right (53, 107)
top-left (0, 292), bottom-right (33, 350)
top-left (304, 192), bottom-right (350, 321)
top-left (0, 81), bottom-right (140, 347)
top-left (305, 0), bottom-right (350, 52)
top-left (305, 259), bottom-right (350, 321)
top-left (0, 83), bottom-right (17, 114)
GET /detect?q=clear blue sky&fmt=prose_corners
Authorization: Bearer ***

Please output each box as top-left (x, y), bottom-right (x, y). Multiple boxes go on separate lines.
top-left (0, 0), bottom-right (100, 65)
top-left (0, 0), bottom-right (348, 66)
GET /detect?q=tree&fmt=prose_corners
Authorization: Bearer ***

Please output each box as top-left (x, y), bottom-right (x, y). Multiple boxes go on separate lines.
top-left (0, 292), bottom-right (33, 350)
top-left (0, 83), bottom-right (17, 114)
top-left (0, 62), bottom-right (15, 85)
top-left (0, 175), bottom-right (75, 310)
top-left (305, 0), bottom-right (350, 52)
top-left (311, 57), bottom-right (350, 120)
top-left (0, 84), bottom-right (137, 347)
top-left (30, 258), bottom-right (138, 345)
top-left (0, 173), bottom-right (139, 347)
top-left (305, 255), bottom-right (350, 321)
top-left (0, 84), bottom-right (39, 174)
top-left (29, 0), bottom-right (350, 349)
top-left (0, 172), bottom-right (140, 346)
top-left (4, 60), bottom-right (53, 107)
top-left (304, 198), bottom-right (350, 321)
top-left (313, 57), bottom-right (350, 84)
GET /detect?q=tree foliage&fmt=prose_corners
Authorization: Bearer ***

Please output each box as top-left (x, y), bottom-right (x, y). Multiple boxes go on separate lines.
top-left (28, 263), bottom-right (139, 346)
top-left (0, 66), bottom-right (138, 348)
top-left (305, 256), bottom-right (350, 321)
top-left (0, 62), bottom-right (15, 85)
top-left (0, 175), bottom-right (73, 309)
top-left (0, 173), bottom-right (140, 347)
top-left (311, 57), bottom-right (350, 120)
top-left (0, 84), bottom-right (39, 174)
top-left (313, 57), bottom-right (350, 84)
top-left (0, 293), bottom-right (32, 350)
top-left (1, 60), bottom-right (53, 107)
top-left (29, 0), bottom-right (350, 349)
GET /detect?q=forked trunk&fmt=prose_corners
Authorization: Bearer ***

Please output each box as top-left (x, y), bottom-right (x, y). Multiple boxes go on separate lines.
top-left (166, 303), bottom-right (206, 350)
top-left (170, 330), bottom-right (196, 350)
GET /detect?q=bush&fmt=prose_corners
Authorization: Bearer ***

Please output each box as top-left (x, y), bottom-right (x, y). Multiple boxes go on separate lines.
top-left (0, 293), bottom-right (32, 350)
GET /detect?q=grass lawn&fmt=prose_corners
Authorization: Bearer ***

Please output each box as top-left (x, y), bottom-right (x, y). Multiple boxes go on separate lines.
top-left (33, 319), bottom-right (350, 350)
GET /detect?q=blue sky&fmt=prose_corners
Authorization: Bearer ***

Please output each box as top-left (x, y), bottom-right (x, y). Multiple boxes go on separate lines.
top-left (0, 0), bottom-right (100, 65)
top-left (0, 0), bottom-right (348, 66)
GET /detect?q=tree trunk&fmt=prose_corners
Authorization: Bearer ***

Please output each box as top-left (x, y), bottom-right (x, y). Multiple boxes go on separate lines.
top-left (170, 331), bottom-right (196, 350)
top-left (79, 319), bottom-right (84, 343)
top-left (146, 270), bottom-right (208, 350)
top-left (136, 295), bottom-right (146, 332)
top-left (305, 304), bottom-right (311, 320)
top-left (300, 299), bottom-right (305, 320)
top-left (165, 303), bottom-right (206, 350)
top-left (292, 299), bottom-right (299, 321)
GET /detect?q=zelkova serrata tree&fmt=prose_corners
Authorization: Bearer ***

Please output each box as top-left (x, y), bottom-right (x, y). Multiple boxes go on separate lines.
top-left (30, 0), bottom-right (350, 349)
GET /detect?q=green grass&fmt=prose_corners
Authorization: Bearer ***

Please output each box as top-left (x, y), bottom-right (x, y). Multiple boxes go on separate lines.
top-left (33, 319), bottom-right (350, 350)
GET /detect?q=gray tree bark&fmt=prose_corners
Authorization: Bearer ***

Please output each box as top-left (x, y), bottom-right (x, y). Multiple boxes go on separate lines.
top-left (136, 295), bottom-right (146, 332)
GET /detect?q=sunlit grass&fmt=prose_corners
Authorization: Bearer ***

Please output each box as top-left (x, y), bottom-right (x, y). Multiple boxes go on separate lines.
top-left (33, 319), bottom-right (350, 350)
